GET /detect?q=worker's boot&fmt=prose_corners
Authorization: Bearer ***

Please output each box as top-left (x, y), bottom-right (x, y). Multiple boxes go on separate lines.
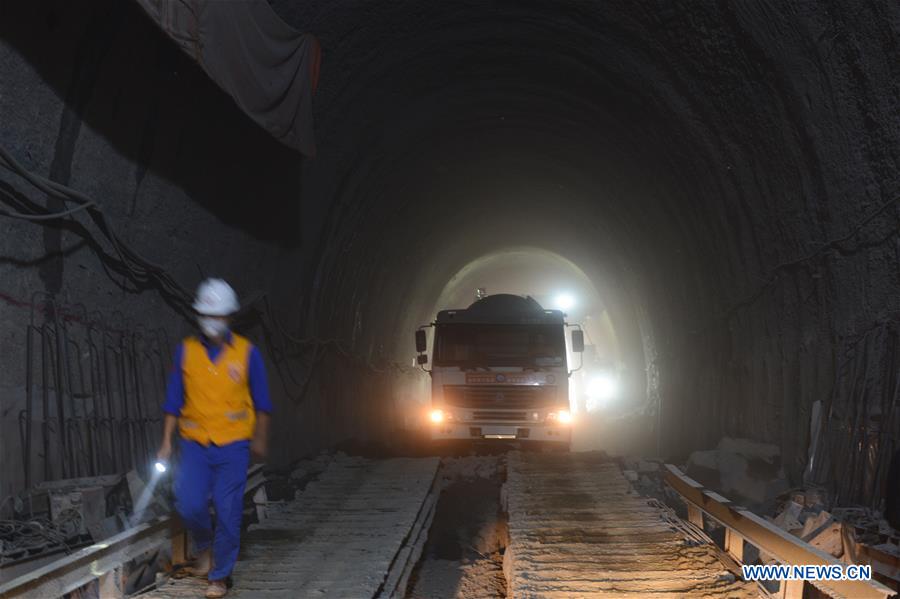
top-left (205, 580), bottom-right (228, 598)
top-left (186, 549), bottom-right (212, 577)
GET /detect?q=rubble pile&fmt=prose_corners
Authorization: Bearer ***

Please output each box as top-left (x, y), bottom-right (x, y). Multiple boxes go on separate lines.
top-left (440, 455), bottom-right (503, 484)
top-left (831, 507), bottom-right (900, 549)
top-left (764, 487), bottom-right (900, 557)
top-left (685, 437), bottom-right (789, 512)
top-left (620, 456), bottom-right (667, 501)
top-left (1, 471), bottom-right (170, 555)
top-left (637, 435), bottom-right (900, 590)
top-left (0, 469), bottom-right (175, 591)
top-left (766, 489), bottom-right (843, 558)
top-left (279, 452), bottom-right (334, 500)
top-left (764, 486), bottom-right (900, 590)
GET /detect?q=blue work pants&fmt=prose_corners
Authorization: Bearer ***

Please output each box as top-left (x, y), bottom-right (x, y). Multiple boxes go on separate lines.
top-left (175, 439), bottom-right (250, 581)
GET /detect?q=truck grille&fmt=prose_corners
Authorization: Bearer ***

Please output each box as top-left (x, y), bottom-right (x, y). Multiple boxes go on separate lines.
top-left (473, 411), bottom-right (528, 421)
top-left (443, 385), bottom-right (558, 409)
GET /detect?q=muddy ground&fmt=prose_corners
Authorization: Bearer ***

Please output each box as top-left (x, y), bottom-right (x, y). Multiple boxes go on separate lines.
top-left (406, 455), bottom-right (508, 599)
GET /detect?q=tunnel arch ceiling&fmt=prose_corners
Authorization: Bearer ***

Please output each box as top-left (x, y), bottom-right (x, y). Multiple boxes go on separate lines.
top-left (277, 1), bottom-right (900, 495)
top-left (431, 248), bottom-right (628, 380)
top-left (433, 248), bottom-right (602, 316)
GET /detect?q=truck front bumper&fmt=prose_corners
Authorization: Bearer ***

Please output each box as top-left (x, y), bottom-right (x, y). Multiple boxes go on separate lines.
top-left (430, 422), bottom-right (571, 443)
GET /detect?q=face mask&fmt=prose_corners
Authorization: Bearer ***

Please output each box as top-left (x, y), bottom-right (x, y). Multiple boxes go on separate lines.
top-left (198, 316), bottom-right (229, 339)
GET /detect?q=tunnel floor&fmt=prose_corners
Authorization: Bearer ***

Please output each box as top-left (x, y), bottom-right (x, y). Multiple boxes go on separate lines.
top-left (136, 449), bottom-right (764, 599)
top-left (504, 451), bottom-right (757, 597)
top-left (406, 455), bottom-right (508, 599)
top-left (144, 455), bottom-right (440, 598)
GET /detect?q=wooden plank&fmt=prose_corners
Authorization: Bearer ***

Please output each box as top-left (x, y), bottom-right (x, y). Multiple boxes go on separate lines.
top-left (252, 486), bottom-right (268, 522)
top-left (725, 528), bottom-right (745, 563)
top-left (170, 526), bottom-right (189, 566)
top-left (245, 464), bottom-right (266, 494)
top-left (779, 578), bottom-right (804, 599)
top-left (97, 566), bottom-right (123, 599)
top-left (687, 504), bottom-right (704, 528)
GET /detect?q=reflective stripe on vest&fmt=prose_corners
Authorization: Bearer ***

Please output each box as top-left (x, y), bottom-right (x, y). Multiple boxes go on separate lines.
top-left (178, 334), bottom-right (255, 446)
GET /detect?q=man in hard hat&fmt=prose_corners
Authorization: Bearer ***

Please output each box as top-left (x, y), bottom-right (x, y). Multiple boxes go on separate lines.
top-left (157, 278), bottom-right (272, 598)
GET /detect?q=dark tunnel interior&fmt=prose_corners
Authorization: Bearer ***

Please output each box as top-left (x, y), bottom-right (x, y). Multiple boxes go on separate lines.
top-left (3, 0), bottom-right (900, 594)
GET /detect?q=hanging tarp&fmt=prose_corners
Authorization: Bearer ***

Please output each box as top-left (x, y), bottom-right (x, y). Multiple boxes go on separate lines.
top-left (135, 0), bottom-right (320, 156)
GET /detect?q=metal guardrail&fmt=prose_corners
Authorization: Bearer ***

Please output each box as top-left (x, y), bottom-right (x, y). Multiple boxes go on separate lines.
top-left (664, 464), bottom-right (896, 599)
top-left (0, 464), bottom-right (266, 599)
top-left (844, 527), bottom-right (900, 589)
top-left (0, 517), bottom-right (175, 599)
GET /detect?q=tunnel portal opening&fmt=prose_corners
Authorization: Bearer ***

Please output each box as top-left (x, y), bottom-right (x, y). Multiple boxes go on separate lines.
top-left (400, 247), bottom-right (656, 455)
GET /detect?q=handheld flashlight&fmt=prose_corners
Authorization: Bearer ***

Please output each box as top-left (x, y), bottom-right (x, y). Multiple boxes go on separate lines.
top-left (154, 460), bottom-right (168, 474)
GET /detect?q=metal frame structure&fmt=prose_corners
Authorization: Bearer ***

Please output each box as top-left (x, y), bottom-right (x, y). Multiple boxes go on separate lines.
top-left (0, 465), bottom-right (265, 599)
top-left (664, 464), bottom-right (896, 599)
top-left (19, 299), bottom-right (169, 488)
top-left (0, 517), bottom-right (175, 599)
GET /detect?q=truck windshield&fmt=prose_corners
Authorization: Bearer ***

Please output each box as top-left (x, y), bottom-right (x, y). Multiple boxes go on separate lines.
top-left (433, 324), bottom-right (566, 367)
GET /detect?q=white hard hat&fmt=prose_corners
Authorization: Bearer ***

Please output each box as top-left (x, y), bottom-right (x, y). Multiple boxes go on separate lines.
top-left (193, 278), bottom-right (239, 316)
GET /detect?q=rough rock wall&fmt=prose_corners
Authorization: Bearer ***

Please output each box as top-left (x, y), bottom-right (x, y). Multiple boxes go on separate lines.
top-left (0, 0), bottom-right (313, 498)
top-left (4, 0), bottom-right (900, 510)
top-left (647, 0), bottom-right (900, 506)
top-left (269, 0), bottom-right (900, 505)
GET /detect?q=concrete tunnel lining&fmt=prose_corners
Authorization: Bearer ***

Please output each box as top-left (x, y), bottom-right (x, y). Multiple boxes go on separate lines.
top-left (1, 0), bottom-right (900, 519)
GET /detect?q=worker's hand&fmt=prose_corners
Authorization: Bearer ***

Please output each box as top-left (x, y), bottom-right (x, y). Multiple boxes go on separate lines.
top-left (250, 437), bottom-right (268, 462)
top-left (158, 415), bottom-right (177, 463)
top-left (157, 440), bottom-right (172, 463)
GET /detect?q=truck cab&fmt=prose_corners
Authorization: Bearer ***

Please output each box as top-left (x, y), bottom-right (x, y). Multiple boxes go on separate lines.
top-left (415, 294), bottom-right (583, 448)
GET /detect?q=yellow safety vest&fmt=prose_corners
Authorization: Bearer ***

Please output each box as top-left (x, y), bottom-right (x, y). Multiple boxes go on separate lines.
top-left (178, 334), bottom-right (256, 446)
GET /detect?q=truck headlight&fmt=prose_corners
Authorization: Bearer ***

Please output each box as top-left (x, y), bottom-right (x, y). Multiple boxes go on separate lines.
top-left (548, 410), bottom-right (573, 425)
top-left (587, 374), bottom-right (618, 403)
top-left (429, 409), bottom-right (444, 424)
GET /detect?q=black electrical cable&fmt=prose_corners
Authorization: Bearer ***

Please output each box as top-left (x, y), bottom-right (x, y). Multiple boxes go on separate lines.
top-left (0, 143), bottom-right (416, 379)
top-left (0, 145), bottom-right (191, 308)
top-left (0, 146), bottom-right (97, 208)
top-left (0, 203), bottom-right (96, 220)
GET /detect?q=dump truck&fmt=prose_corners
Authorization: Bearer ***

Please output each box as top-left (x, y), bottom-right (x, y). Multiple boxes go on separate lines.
top-left (415, 294), bottom-right (582, 448)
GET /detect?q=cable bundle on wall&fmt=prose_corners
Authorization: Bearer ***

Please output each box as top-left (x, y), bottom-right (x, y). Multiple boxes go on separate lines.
top-left (0, 145), bottom-right (194, 314)
top-left (0, 144), bottom-right (415, 389)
